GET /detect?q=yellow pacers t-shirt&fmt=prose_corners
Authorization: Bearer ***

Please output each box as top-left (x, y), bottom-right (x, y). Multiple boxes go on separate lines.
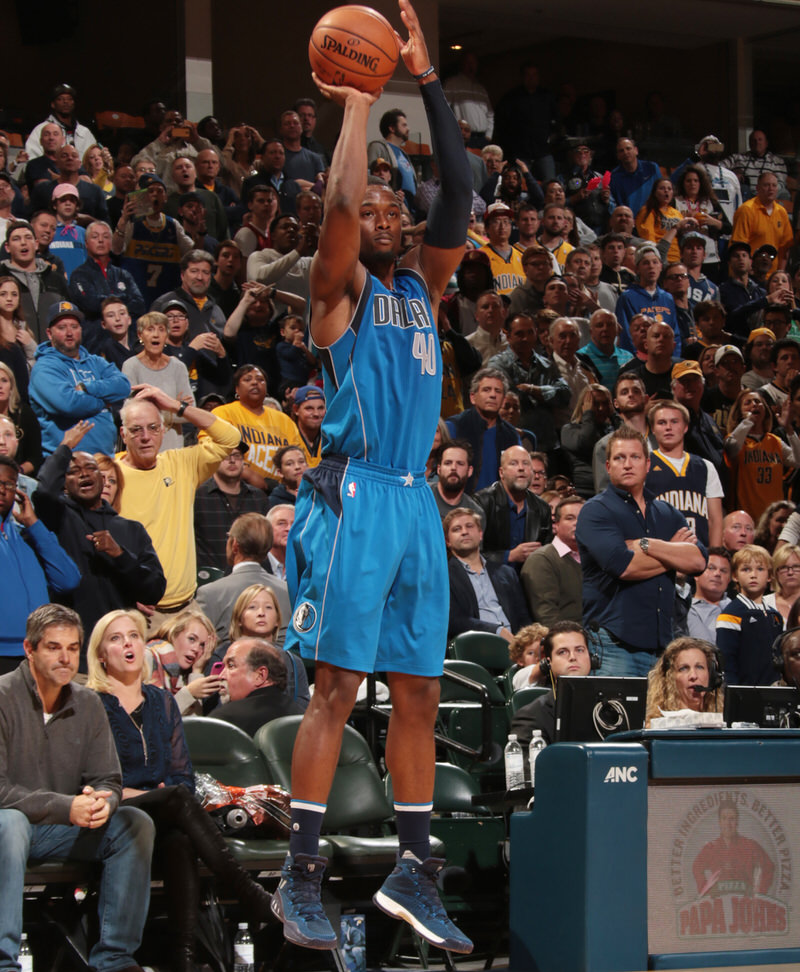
top-left (206, 401), bottom-right (303, 482)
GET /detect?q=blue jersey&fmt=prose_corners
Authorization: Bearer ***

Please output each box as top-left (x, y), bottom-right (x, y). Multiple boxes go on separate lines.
top-left (316, 268), bottom-right (440, 472)
top-left (121, 216), bottom-right (182, 306)
top-left (51, 223), bottom-right (86, 280)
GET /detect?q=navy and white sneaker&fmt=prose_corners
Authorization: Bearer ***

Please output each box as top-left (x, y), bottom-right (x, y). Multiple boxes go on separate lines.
top-left (271, 854), bottom-right (338, 950)
top-left (373, 852), bottom-right (474, 954)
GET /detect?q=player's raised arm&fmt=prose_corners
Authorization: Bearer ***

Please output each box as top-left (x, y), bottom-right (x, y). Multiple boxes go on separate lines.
top-left (309, 79), bottom-right (381, 347)
top-left (397, 0), bottom-right (472, 311)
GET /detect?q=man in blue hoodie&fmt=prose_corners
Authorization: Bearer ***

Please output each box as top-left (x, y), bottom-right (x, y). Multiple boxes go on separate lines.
top-left (29, 301), bottom-right (131, 457)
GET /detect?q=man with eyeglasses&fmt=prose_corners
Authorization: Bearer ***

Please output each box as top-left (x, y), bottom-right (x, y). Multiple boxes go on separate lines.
top-left (116, 384), bottom-right (239, 628)
top-left (661, 262), bottom-right (696, 346)
top-left (162, 298), bottom-right (231, 401)
top-left (529, 453), bottom-right (548, 495)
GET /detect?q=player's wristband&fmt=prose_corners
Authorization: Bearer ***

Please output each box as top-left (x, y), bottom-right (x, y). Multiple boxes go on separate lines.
top-left (413, 65), bottom-right (436, 81)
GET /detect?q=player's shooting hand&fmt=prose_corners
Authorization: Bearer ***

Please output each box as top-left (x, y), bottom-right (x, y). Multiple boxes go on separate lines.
top-left (311, 73), bottom-right (383, 109)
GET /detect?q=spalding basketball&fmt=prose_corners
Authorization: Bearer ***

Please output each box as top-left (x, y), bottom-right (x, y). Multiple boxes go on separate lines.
top-left (309, 5), bottom-right (400, 93)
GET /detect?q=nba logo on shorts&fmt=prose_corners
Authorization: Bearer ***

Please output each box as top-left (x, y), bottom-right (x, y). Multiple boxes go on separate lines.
top-left (293, 602), bottom-right (318, 633)
top-left (347, 481), bottom-right (357, 499)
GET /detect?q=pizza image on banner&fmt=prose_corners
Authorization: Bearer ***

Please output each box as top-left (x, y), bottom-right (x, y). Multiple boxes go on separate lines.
top-left (648, 785), bottom-right (798, 955)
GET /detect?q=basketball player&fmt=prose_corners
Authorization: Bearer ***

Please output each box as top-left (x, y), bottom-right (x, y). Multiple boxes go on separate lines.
top-left (271, 0), bottom-right (473, 954)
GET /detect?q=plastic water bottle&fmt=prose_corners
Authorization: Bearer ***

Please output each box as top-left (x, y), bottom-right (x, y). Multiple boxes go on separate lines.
top-left (19, 934), bottom-right (32, 972)
top-left (528, 730), bottom-right (546, 788)
top-left (504, 733), bottom-right (525, 790)
top-left (233, 923), bottom-right (255, 972)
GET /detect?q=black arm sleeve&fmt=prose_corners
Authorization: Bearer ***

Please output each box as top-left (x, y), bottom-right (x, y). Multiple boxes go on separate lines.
top-left (421, 80), bottom-right (473, 250)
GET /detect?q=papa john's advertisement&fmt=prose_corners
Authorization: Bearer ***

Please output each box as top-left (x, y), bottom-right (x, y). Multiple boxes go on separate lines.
top-left (648, 784), bottom-right (798, 954)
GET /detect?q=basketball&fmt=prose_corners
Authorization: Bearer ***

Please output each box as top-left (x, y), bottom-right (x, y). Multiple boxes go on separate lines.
top-left (309, 5), bottom-right (400, 93)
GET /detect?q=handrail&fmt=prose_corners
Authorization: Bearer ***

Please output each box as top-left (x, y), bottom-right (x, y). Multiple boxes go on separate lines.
top-left (362, 669), bottom-right (495, 763)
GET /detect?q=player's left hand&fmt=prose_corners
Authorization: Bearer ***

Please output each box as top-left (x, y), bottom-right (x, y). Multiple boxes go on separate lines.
top-left (396, 0), bottom-right (432, 79)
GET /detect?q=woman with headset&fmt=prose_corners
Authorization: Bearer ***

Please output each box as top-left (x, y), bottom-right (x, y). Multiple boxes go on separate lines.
top-left (645, 637), bottom-right (725, 726)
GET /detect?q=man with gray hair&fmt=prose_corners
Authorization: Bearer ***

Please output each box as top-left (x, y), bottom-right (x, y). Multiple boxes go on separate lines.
top-left (266, 504), bottom-right (294, 582)
top-left (549, 316), bottom-right (593, 419)
top-left (488, 311), bottom-right (570, 451)
top-left (152, 249), bottom-right (227, 339)
top-left (68, 221), bottom-right (146, 349)
top-left (116, 385), bottom-right (240, 624)
top-left (210, 638), bottom-right (306, 736)
top-left (194, 511), bottom-right (291, 648)
top-left (576, 308), bottom-right (633, 391)
top-left (446, 367), bottom-right (521, 491)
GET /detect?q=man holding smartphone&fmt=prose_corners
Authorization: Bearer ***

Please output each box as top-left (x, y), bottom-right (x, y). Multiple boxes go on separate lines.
top-left (0, 457), bottom-right (80, 671)
top-left (209, 638), bottom-right (306, 736)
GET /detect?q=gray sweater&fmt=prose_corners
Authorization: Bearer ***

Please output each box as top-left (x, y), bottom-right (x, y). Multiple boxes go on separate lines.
top-left (0, 662), bottom-right (122, 824)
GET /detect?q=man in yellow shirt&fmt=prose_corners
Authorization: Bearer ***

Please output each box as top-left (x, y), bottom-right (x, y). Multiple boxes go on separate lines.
top-left (731, 172), bottom-right (793, 275)
top-left (117, 384), bottom-right (240, 623)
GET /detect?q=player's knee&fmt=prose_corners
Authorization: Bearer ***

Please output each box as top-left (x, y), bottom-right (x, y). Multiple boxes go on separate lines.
top-left (312, 665), bottom-right (365, 716)
top-left (389, 674), bottom-right (440, 719)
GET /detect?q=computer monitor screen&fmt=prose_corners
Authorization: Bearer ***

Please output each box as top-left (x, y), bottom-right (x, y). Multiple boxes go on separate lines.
top-left (554, 676), bottom-right (648, 742)
top-left (723, 685), bottom-right (800, 728)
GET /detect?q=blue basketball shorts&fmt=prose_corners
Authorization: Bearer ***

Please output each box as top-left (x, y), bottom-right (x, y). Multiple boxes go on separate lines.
top-left (285, 455), bottom-right (448, 676)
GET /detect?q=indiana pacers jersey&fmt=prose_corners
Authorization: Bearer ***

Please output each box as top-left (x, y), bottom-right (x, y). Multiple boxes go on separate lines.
top-left (646, 449), bottom-right (715, 547)
top-left (121, 216), bottom-right (182, 305)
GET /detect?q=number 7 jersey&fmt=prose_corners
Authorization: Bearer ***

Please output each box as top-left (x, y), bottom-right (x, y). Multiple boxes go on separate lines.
top-left (315, 267), bottom-right (441, 471)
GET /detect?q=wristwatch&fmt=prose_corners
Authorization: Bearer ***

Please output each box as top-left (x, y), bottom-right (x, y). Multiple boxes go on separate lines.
top-left (175, 401), bottom-right (189, 418)
top-left (639, 537), bottom-right (650, 554)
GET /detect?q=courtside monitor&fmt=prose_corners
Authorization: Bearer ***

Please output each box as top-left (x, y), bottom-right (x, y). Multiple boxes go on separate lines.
top-left (554, 676), bottom-right (647, 742)
top-left (724, 684), bottom-right (800, 728)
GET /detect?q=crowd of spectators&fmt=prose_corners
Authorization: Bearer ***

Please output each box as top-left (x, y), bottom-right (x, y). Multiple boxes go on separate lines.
top-left (2, 71), bottom-right (800, 970)
top-left (4, 77), bottom-right (800, 703)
